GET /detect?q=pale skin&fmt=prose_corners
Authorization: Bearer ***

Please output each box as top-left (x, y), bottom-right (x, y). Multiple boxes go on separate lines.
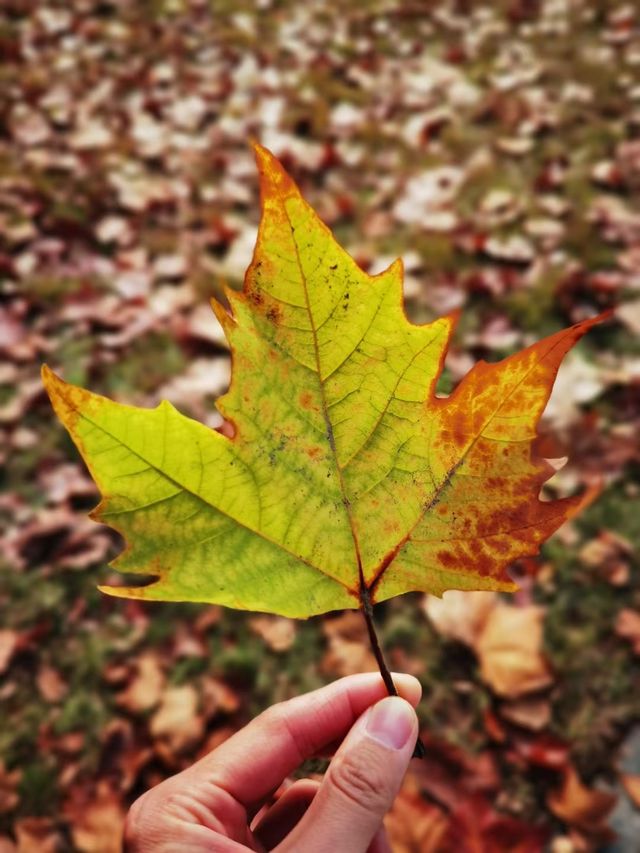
top-left (124, 673), bottom-right (421, 853)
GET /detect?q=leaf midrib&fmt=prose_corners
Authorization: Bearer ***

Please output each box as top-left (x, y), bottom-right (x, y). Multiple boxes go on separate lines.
top-left (284, 203), bottom-right (368, 595)
top-left (282, 203), bottom-right (571, 600)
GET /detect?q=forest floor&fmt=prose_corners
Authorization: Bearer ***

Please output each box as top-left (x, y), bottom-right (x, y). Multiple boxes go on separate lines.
top-left (1, 1), bottom-right (639, 851)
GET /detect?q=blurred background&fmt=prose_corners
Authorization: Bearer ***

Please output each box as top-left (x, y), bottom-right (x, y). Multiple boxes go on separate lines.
top-left (1, 0), bottom-right (639, 850)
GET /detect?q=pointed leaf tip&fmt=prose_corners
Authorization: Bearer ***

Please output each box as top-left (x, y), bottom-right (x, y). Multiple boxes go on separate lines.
top-left (253, 142), bottom-right (297, 199)
top-left (41, 363), bottom-right (56, 389)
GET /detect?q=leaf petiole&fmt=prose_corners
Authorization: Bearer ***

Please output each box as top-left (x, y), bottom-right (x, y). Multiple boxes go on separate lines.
top-left (359, 582), bottom-right (426, 760)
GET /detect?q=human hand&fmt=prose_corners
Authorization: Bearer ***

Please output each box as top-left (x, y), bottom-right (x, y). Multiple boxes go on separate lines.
top-left (124, 672), bottom-right (421, 852)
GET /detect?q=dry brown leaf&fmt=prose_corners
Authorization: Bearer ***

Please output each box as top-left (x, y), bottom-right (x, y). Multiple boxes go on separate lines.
top-left (547, 766), bottom-right (616, 842)
top-left (201, 676), bottom-right (241, 718)
top-left (36, 665), bottom-right (67, 703)
top-left (411, 735), bottom-right (500, 811)
top-left (321, 612), bottom-right (377, 677)
top-left (249, 615), bottom-right (296, 652)
top-left (0, 631), bottom-right (18, 676)
top-left (171, 625), bottom-right (207, 659)
top-left (513, 733), bottom-right (569, 770)
top-left (150, 685), bottom-right (204, 757)
top-left (0, 763), bottom-right (20, 815)
top-left (65, 782), bottom-right (125, 853)
top-left (194, 606), bottom-right (222, 634)
top-left (579, 531), bottom-right (632, 586)
top-left (499, 696), bottom-right (551, 731)
top-left (384, 777), bottom-right (449, 853)
top-left (615, 608), bottom-right (640, 654)
top-left (424, 590), bottom-right (497, 647)
top-left (476, 605), bottom-right (553, 698)
top-left (7, 510), bottom-right (111, 572)
top-left (441, 793), bottom-right (550, 852)
top-left (116, 652), bottom-right (165, 714)
top-left (100, 719), bottom-right (153, 793)
top-left (39, 463), bottom-right (96, 505)
top-left (14, 817), bottom-right (60, 853)
top-left (621, 773), bottom-right (640, 808)
top-left (56, 732), bottom-right (85, 756)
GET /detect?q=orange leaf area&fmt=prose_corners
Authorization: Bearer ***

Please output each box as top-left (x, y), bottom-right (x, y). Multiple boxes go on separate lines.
top-left (476, 605), bottom-right (553, 698)
top-left (615, 608), bottom-right (640, 654)
top-left (621, 774), bottom-right (640, 808)
top-left (386, 764), bottom-right (550, 853)
top-left (63, 781), bottom-right (125, 853)
top-left (426, 592), bottom-right (553, 701)
top-left (384, 778), bottom-right (449, 852)
top-left (547, 766), bottom-right (617, 846)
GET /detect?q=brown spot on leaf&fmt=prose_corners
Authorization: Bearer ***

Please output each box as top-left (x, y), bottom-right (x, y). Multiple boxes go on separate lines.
top-left (438, 550), bottom-right (457, 568)
top-left (266, 304), bottom-right (281, 323)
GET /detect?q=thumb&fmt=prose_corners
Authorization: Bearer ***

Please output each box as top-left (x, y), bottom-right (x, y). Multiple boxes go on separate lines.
top-left (279, 696), bottom-right (417, 853)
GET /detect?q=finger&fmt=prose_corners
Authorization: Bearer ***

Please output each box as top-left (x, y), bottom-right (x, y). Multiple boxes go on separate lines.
top-left (280, 696), bottom-right (418, 853)
top-left (176, 672), bottom-right (421, 810)
top-left (252, 780), bottom-right (320, 849)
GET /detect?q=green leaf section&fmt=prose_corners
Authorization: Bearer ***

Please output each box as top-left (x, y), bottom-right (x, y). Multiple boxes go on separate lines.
top-left (42, 368), bottom-right (355, 617)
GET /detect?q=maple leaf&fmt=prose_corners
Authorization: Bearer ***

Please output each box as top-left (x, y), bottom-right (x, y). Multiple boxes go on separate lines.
top-left (43, 145), bottom-right (605, 620)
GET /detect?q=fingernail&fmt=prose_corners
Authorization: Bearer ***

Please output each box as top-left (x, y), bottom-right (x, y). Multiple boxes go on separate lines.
top-left (365, 696), bottom-right (416, 750)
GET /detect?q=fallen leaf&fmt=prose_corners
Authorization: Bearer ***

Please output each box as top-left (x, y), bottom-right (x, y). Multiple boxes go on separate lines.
top-left (116, 653), bottom-right (165, 714)
top-left (36, 665), bottom-right (67, 703)
top-left (547, 766), bottom-right (616, 842)
top-left (150, 685), bottom-right (204, 757)
top-left (0, 631), bottom-right (18, 676)
top-left (579, 531), bottom-right (632, 586)
top-left (621, 773), bottom-right (640, 808)
top-left (615, 609), bottom-right (640, 655)
top-left (13, 818), bottom-right (60, 853)
top-left (476, 605), bottom-right (553, 698)
top-left (615, 299), bottom-right (640, 335)
top-left (513, 733), bottom-right (569, 770)
top-left (384, 777), bottom-right (449, 852)
top-left (322, 611), bottom-right (377, 677)
top-left (441, 794), bottom-right (549, 852)
top-left (99, 719), bottom-right (152, 793)
top-left (64, 782), bottom-right (125, 853)
top-left (499, 696), bottom-right (551, 731)
top-left (201, 677), bottom-right (241, 718)
top-left (0, 763), bottom-right (20, 814)
top-left (411, 735), bottom-right (499, 811)
top-left (424, 590), bottom-right (497, 647)
top-left (544, 353), bottom-right (605, 429)
top-left (249, 615), bottom-right (296, 652)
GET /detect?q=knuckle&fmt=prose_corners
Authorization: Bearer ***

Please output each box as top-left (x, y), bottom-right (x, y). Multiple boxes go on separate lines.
top-left (329, 747), bottom-right (390, 813)
top-left (123, 792), bottom-right (153, 851)
top-left (257, 702), bottom-right (315, 759)
top-left (259, 702), bottom-right (284, 728)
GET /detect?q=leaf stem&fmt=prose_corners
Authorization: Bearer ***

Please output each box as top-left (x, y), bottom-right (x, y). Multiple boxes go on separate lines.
top-left (359, 582), bottom-right (426, 760)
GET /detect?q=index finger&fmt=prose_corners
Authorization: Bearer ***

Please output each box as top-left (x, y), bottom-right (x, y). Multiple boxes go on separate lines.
top-left (182, 672), bottom-right (421, 809)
